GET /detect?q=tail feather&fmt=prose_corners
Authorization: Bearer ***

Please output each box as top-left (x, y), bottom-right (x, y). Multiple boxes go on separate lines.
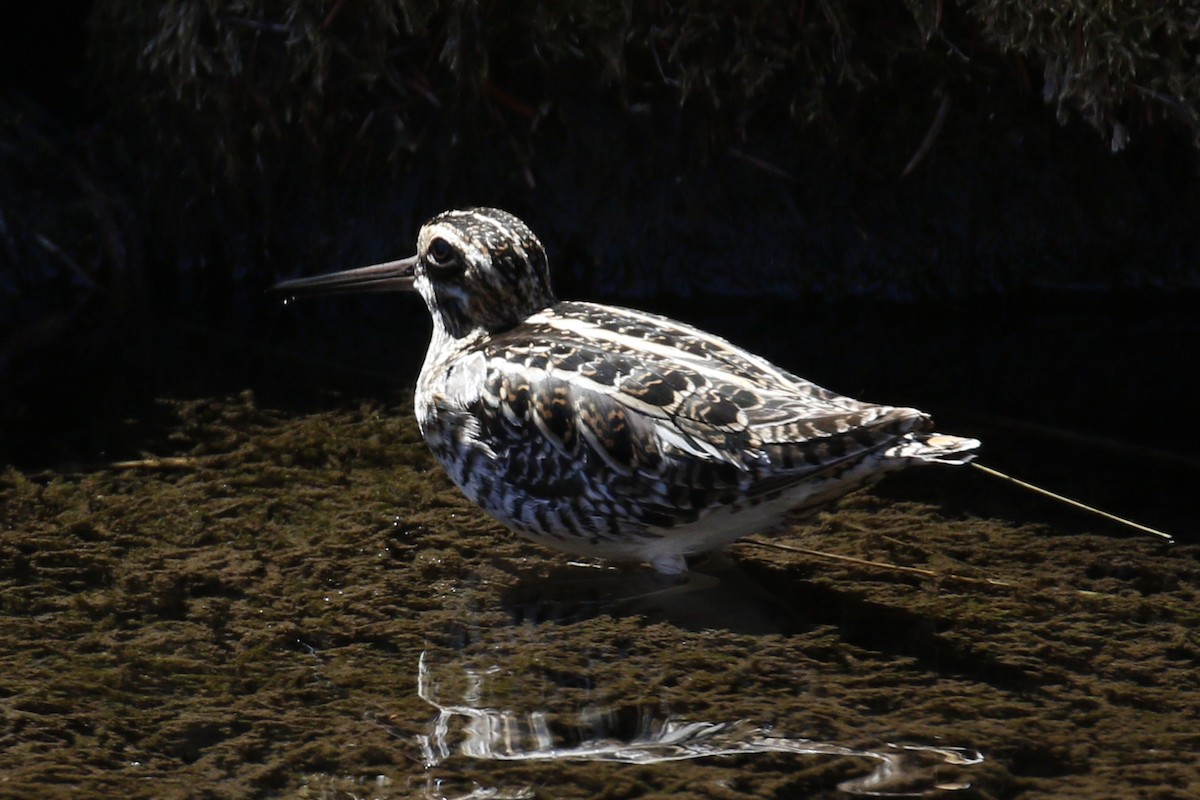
top-left (884, 432), bottom-right (980, 466)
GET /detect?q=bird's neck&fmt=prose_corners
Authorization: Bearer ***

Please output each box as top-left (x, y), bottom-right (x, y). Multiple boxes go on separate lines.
top-left (421, 318), bottom-right (487, 380)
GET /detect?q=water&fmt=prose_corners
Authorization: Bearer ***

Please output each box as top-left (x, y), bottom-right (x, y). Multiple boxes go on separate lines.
top-left (417, 649), bottom-right (983, 797)
top-left (2, 294), bottom-right (1198, 798)
top-left (3, 389), bottom-right (1197, 798)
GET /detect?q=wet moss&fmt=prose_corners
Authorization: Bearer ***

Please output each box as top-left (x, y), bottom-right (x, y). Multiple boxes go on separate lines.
top-left (2, 393), bottom-right (1198, 797)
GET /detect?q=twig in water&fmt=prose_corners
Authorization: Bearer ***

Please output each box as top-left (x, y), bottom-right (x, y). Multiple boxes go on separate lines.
top-left (109, 457), bottom-right (198, 470)
top-left (970, 462), bottom-right (1175, 542)
top-left (737, 538), bottom-right (1014, 589)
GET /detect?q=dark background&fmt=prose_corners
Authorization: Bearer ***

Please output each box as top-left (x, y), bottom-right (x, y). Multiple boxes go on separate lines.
top-left (2, 1), bottom-right (1197, 536)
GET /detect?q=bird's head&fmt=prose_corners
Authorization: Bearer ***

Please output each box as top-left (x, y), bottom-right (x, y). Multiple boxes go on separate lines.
top-left (271, 207), bottom-right (556, 339)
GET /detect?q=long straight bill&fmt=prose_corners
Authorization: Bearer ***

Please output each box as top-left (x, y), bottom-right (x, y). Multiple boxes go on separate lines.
top-left (270, 255), bottom-right (419, 298)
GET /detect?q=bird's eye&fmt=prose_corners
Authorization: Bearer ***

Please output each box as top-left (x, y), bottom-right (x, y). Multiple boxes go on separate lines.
top-left (427, 237), bottom-right (456, 268)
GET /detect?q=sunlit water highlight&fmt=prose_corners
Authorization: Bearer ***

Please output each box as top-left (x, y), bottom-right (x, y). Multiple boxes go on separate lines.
top-left (417, 651), bottom-right (983, 797)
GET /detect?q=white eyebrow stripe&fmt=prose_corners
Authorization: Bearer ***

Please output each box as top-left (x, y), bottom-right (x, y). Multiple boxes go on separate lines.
top-left (469, 209), bottom-right (507, 231)
top-left (418, 222), bottom-right (473, 254)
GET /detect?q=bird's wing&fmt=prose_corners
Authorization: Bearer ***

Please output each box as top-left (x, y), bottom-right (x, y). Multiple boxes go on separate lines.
top-left (513, 301), bottom-right (930, 446)
top-left (472, 305), bottom-right (931, 519)
top-left (541, 302), bottom-right (865, 411)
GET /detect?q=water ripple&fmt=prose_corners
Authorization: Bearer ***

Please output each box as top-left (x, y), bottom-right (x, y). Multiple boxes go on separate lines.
top-left (416, 651), bottom-right (983, 797)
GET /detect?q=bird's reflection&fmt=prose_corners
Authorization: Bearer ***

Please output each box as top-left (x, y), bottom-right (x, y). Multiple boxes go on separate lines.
top-left (416, 651), bottom-right (983, 797)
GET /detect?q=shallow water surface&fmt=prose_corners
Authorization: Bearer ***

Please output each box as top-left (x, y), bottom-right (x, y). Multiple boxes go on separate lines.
top-left (2, 392), bottom-right (1198, 799)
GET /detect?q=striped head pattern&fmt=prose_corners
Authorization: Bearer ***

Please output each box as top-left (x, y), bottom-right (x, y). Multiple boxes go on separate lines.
top-left (415, 207), bottom-right (556, 339)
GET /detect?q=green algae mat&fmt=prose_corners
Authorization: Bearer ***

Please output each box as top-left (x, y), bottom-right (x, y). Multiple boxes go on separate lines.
top-left (2, 392), bottom-right (1197, 799)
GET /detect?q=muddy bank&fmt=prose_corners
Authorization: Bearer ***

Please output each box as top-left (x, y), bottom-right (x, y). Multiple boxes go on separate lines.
top-left (2, 391), bottom-right (1197, 799)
